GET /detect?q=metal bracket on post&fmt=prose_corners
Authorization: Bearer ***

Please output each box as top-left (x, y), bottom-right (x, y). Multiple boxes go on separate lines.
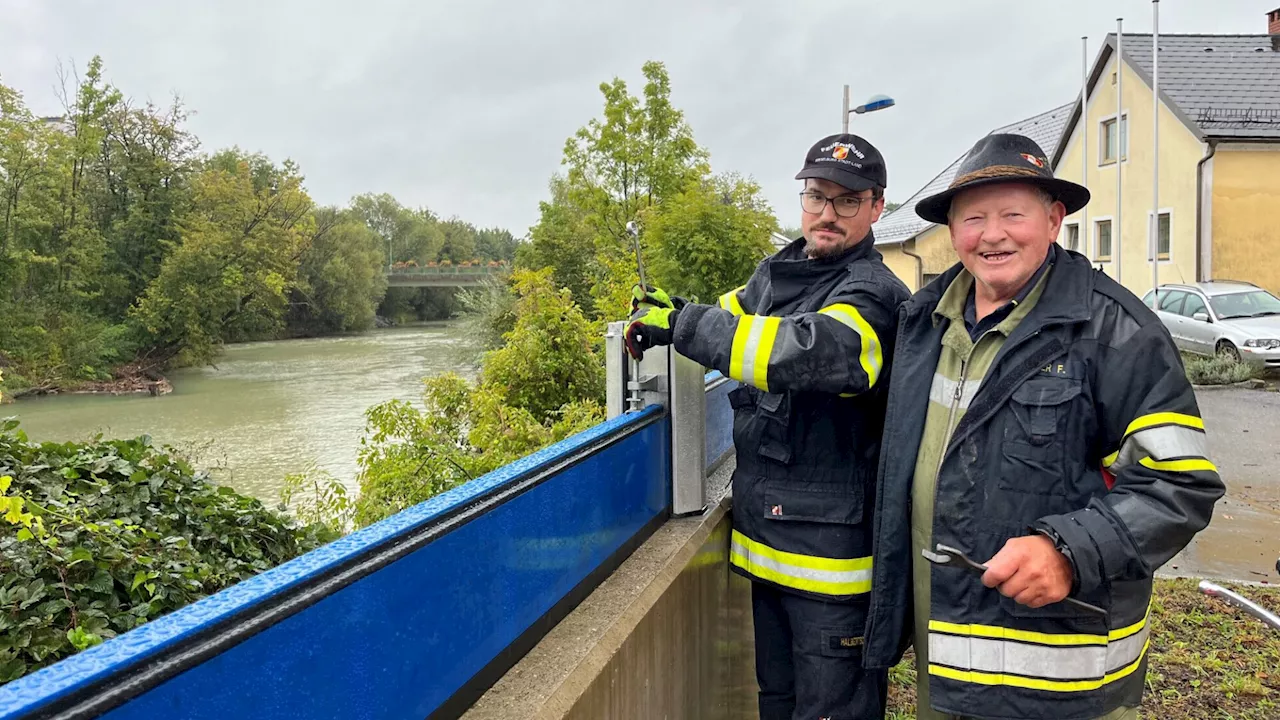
top-left (605, 321), bottom-right (669, 418)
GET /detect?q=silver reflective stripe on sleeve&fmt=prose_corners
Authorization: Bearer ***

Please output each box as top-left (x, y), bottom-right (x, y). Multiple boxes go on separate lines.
top-left (1106, 425), bottom-right (1211, 473)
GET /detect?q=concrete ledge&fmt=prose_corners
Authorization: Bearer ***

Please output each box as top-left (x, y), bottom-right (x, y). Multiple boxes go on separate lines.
top-left (462, 462), bottom-right (755, 720)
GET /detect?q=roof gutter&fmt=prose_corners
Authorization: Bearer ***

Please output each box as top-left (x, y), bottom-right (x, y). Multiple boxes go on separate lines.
top-left (901, 239), bottom-right (924, 291)
top-left (1195, 140), bottom-right (1218, 282)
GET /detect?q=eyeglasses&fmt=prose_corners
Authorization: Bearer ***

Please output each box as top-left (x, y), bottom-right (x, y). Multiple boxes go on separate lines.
top-left (799, 190), bottom-right (874, 218)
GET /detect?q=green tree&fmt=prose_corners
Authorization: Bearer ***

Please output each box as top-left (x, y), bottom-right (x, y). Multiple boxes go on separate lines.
top-left (522, 61), bottom-right (711, 318)
top-left (349, 193), bottom-right (443, 268)
top-left (92, 98), bottom-right (199, 320)
top-left (518, 175), bottom-right (597, 304)
top-left (131, 150), bottom-right (314, 364)
top-left (475, 227), bottom-right (518, 262)
top-left (287, 207), bottom-right (387, 336)
top-left (438, 218), bottom-right (477, 264)
top-left (646, 174), bottom-right (777, 303)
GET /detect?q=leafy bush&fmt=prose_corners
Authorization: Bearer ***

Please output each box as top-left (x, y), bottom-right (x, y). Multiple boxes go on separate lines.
top-left (1184, 354), bottom-right (1261, 386)
top-left (482, 268), bottom-right (604, 418)
top-left (0, 423), bottom-right (329, 684)
top-left (352, 375), bottom-right (602, 527)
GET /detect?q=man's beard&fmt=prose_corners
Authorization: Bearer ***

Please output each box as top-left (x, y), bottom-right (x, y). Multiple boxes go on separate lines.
top-left (805, 224), bottom-right (848, 261)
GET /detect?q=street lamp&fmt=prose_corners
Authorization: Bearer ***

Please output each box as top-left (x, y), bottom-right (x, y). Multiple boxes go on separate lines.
top-left (842, 85), bottom-right (896, 133)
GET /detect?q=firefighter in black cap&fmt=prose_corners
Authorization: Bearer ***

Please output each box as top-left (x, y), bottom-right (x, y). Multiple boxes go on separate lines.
top-left (626, 134), bottom-right (911, 719)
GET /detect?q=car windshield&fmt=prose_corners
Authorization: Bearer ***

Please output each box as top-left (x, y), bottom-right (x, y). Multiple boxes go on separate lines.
top-left (1209, 290), bottom-right (1280, 319)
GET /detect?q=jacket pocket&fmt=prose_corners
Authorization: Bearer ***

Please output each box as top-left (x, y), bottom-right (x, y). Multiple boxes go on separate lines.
top-left (997, 378), bottom-right (1082, 496)
top-left (728, 385), bottom-right (757, 410)
top-left (761, 481), bottom-right (864, 525)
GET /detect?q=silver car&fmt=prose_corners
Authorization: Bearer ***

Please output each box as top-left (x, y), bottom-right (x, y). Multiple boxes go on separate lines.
top-left (1142, 281), bottom-right (1280, 370)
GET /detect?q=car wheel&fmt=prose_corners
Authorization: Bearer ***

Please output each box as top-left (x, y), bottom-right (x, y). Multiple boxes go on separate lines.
top-left (1217, 341), bottom-right (1241, 363)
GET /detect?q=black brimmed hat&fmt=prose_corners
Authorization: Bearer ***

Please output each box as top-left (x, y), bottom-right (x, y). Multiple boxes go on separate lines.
top-left (915, 133), bottom-right (1090, 224)
top-left (795, 134), bottom-right (886, 192)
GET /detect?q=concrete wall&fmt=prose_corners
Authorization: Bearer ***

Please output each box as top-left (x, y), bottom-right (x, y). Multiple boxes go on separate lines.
top-left (1055, 49), bottom-right (1204, 296)
top-left (1210, 144), bottom-right (1280, 296)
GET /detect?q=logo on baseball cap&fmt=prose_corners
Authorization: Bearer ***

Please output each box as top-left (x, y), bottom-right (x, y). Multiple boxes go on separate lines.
top-left (795, 133), bottom-right (887, 193)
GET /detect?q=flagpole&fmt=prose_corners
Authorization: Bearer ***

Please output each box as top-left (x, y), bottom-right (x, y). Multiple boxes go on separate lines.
top-left (1116, 19), bottom-right (1124, 287)
top-left (1151, 1), bottom-right (1161, 310)
top-left (1082, 36), bottom-right (1089, 257)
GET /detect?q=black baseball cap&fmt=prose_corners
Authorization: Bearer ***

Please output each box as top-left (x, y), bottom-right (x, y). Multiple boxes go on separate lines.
top-left (794, 134), bottom-right (887, 193)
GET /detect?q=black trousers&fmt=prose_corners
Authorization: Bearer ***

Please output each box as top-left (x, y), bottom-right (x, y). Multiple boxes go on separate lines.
top-left (752, 582), bottom-right (888, 720)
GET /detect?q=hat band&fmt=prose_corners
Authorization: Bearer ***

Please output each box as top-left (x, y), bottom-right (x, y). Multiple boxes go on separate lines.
top-left (950, 165), bottom-right (1043, 189)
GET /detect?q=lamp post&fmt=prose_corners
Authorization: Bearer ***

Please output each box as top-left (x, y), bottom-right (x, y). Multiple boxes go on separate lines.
top-left (842, 85), bottom-right (896, 133)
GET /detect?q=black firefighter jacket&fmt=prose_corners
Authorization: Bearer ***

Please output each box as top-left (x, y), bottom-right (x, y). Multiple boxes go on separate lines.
top-left (671, 233), bottom-right (911, 602)
top-left (862, 245), bottom-right (1226, 719)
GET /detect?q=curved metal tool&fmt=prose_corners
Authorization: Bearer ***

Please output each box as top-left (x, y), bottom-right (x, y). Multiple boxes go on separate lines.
top-left (923, 543), bottom-right (1107, 616)
top-left (1199, 580), bottom-right (1280, 631)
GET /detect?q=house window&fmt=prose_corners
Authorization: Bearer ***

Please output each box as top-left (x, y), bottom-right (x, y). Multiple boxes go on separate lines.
top-left (1100, 114), bottom-right (1128, 164)
top-left (1063, 223), bottom-right (1080, 252)
top-left (1095, 219), bottom-right (1112, 261)
top-left (1159, 213), bottom-right (1171, 259)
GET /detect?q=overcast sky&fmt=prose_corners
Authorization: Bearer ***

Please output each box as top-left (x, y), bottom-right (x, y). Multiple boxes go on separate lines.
top-left (1, 1), bottom-right (1272, 236)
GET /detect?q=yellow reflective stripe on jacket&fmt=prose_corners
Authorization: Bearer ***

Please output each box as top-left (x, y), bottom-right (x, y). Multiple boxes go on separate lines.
top-left (728, 315), bottom-right (781, 392)
top-left (927, 617), bottom-right (1151, 693)
top-left (719, 285), bottom-right (746, 316)
top-left (1139, 457), bottom-right (1218, 473)
top-left (1102, 412), bottom-right (1215, 474)
top-left (1124, 411), bottom-right (1204, 437)
top-left (729, 529), bottom-right (872, 596)
top-left (817, 303), bottom-right (884, 388)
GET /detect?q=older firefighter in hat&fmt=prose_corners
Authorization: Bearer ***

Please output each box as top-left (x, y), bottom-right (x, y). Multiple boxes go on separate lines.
top-left (625, 134), bottom-right (911, 719)
top-left (860, 133), bottom-right (1225, 720)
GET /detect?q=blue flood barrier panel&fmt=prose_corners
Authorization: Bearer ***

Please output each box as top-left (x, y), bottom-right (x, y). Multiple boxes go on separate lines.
top-left (1, 407), bottom-right (670, 720)
top-left (704, 371), bottom-right (735, 473)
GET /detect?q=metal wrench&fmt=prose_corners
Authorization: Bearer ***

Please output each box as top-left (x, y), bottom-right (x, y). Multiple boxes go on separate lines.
top-left (922, 543), bottom-right (1107, 616)
top-left (625, 220), bottom-right (646, 290)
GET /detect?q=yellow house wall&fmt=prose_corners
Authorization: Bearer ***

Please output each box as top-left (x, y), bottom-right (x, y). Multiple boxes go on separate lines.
top-left (877, 243), bottom-right (921, 293)
top-left (1054, 50), bottom-right (1204, 296)
top-left (914, 225), bottom-right (957, 278)
top-left (1210, 147), bottom-right (1280, 296)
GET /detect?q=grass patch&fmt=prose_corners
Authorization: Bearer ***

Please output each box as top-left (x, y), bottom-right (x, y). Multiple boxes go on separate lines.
top-left (1184, 353), bottom-right (1261, 386)
top-left (887, 579), bottom-right (1280, 719)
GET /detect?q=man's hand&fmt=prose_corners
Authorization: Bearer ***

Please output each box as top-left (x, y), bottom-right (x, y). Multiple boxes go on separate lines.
top-left (629, 284), bottom-right (686, 315)
top-left (624, 306), bottom-right (676, 360)
top-left (981, 535), bottom-right (1074, 609)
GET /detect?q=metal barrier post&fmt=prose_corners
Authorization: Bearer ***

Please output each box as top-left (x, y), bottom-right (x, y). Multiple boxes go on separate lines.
top-left (603, 323), bottom-right (704, 515)
top-left (669, 350), bottom-right (707, 516)
top-left (605, 322), bottom-right (627, 419)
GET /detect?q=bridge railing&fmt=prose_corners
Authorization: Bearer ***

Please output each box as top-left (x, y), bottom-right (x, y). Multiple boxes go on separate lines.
top-left (1, 329), bottom-right (736, 720)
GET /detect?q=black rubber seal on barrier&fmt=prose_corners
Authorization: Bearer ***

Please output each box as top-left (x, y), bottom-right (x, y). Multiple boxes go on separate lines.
top-left (20, 410), bottom-right (668, 720)
top-left (428, 508), bottom-right (669, 720)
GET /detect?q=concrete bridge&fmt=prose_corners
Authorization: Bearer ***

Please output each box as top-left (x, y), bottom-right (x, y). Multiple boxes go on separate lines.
top-left (384, 266), bottom-right (505, 288)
